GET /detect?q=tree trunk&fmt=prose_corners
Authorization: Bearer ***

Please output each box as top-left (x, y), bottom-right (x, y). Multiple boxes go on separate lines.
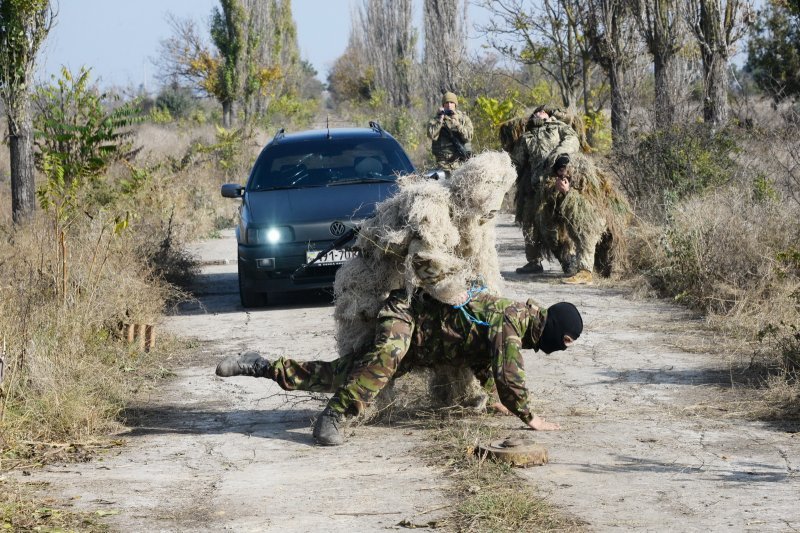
top-left (699, 0), bottom-right (729, 128)
top-left (222, 100), bottom-right (234, 128)
top-left (8, 106), bottom-right (36, 224)
top-left (653, 51), bottom-right (676, 127)
top-left (703, 53), bottom-right (728, 127)
top-left (608, 63), bottom-right (631, 149)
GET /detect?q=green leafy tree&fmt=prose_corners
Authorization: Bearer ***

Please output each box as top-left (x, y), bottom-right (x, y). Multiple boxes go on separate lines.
top-left (0, 0), bottom-right (54, 223)
top-left (33, 66), bottom-right (141, 188)
top-left (745, 1), bottom-right (800, 101)
top-left (210, 0), bottom-right (246, 127)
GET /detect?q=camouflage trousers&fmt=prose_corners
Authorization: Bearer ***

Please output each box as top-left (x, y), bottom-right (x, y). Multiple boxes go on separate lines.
top-left (266, 291), bottom-right (495, 416)
top-left (516, 178), bottom-right (548, 264)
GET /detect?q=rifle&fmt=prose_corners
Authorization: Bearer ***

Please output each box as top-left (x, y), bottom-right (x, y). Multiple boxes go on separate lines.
top-left (440, 121), bottom-right (471, 162)
top-left (291, 226), bottom-right (359, 280)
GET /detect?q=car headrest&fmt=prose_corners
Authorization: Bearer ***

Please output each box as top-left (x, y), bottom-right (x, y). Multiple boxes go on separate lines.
top-left (354, 157), bottom-right (383, 176)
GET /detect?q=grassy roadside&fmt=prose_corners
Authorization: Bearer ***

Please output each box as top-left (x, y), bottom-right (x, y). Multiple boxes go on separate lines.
top-left (1, 476), bottom-right (110, 532)
top-left (411, 412), bottom-right (584, 532)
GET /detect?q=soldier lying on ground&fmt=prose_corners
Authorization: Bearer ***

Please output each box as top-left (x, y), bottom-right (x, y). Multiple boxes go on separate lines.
top-left (215, 288), bottom-right (583, 446)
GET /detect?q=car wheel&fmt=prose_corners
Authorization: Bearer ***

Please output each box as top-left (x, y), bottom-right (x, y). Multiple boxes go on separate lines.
top-left (238, 262), bottom-right (268, 308)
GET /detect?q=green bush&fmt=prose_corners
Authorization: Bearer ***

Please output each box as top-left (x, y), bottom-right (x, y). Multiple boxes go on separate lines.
top-left (155, 84), bottom-right (196, 120)
top-left (617, 124), bottom-right (741, 215)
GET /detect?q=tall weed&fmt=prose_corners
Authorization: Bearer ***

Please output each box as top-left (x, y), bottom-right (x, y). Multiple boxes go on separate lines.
top-left (626, 186), bottom-right (800, 412)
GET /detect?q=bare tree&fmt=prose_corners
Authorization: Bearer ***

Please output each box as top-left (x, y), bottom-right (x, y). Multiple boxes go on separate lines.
top-left (0, 0), bottom-right (54, 223)
top-left (422, 0), bottom-right (467, 104)
top-left (578, 0), bottom-right (641, 148)
top-left (476, 0), bottom-right (586, 109)
top-left (358, 0), bottom-right (417, 108)
top-left (686, 0), bottom-right (752, 129)
top-left (631, 0), bottom-right (687, 128)
top-left (155, 14), bottom-right (212, 91)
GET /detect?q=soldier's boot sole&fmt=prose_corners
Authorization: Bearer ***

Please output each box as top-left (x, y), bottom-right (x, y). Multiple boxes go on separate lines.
top-left (516, 262), bottom-right (544, 274)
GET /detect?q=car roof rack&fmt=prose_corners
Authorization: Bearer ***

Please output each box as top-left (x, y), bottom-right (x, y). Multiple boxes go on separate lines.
top-left (369, 121), bottom-right (385, 137)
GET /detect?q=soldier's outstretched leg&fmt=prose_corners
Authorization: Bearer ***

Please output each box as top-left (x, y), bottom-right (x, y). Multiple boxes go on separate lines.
top-left (216, 352), bottom-right (356, 394)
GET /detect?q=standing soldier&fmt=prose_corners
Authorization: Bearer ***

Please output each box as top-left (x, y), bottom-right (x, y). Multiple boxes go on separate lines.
top-left (509, 105), bottom-right (580, 275)
top-left (427, 91), bottom-right (473, 175)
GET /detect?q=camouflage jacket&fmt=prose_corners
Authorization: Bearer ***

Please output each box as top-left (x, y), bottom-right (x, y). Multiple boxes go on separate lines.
top-left (510, 119), bottom-right (580, 187)
top-left (427, 109), bottom-right (474, 164)
top-left (410, 291), bottom-right (546, 424)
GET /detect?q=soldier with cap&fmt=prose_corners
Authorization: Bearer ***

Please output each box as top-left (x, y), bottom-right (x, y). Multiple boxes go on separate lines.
top-left (427, 91), bottom-right (474, 175)
top-left (509, 105), bottom-right (580, 275)
top-left (216, 289), bottom-right (583, 446)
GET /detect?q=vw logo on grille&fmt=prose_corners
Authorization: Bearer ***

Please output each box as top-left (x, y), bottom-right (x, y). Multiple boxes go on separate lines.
top-left (329, 221), bottom-right (347, 237)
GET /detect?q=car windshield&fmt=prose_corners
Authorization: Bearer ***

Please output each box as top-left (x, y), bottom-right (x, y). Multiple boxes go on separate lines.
top-left (247, 137), bottom-right (414, 191)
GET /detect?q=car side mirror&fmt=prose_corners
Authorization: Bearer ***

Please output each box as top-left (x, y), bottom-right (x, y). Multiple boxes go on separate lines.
top-left (221, 184), bottom-right (244, 198)
top-left (424, 169), bottom-right (446, 180)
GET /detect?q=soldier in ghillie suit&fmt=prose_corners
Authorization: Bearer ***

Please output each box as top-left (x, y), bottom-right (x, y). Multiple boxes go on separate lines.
top-left (502, 105), bottom-right (581, 275)
top-left (332, 151), bottom-right (517, 414)
top-left (215, 289), bottom-right (583, 445)
top-left (537, 153), bottom-right (632, 284)
top-left (427, 91), bottom-right (473, 174)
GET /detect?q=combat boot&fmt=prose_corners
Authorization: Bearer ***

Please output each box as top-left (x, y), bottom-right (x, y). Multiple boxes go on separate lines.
top-left (560, 255), bottom-right (578, 276)
top-left (516, 261), bottom-right (544, 274)
top-left (215, 351), bottom-right (270, 377)
top-left (562, 269), bottom-right (593, 285)
top-left (313, 405), bottom-right (346, 446)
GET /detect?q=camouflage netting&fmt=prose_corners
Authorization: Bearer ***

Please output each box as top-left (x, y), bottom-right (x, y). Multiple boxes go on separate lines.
top-left (332, 151), bottom-right (517, 416)
top-left (539, 152), bottom-right (632, 276)
top-left (499, 107), bottom-right (632, 276)
top-left (499, 107), bottom-right (592, 155)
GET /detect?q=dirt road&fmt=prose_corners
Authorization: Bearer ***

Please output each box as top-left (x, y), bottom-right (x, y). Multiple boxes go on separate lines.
top-left (21, 216), bottom-right (799, 531)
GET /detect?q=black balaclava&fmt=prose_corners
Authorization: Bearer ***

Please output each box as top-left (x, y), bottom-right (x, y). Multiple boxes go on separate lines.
top-left (537, 302), bottom-right (583, 354)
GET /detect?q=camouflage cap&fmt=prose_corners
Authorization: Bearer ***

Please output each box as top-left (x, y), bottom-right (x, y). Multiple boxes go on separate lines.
top-left (442, 91), bottom-right (458, 105)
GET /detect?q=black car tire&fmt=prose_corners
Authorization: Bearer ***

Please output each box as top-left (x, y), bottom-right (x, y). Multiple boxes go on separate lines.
top-left (238, 261), bottom-right (268, 308)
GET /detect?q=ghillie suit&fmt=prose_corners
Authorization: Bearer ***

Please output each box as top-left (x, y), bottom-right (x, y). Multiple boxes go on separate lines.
top-left (537, 153), bottom-right (632, 277)
top-left (332, 151), bottom-right (517, 415)
top-left (499, 108), bottom-right (581, 271)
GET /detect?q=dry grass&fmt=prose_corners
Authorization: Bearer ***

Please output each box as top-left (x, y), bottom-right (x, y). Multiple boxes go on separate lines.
top-left (417, 415), bottom-right (585, 532)
top-left (625, 184), bottom-right (800, 416)
top-left (0, 120), bottom-right (263, 460)
top-left (1, 477), bottom-right (109, 531)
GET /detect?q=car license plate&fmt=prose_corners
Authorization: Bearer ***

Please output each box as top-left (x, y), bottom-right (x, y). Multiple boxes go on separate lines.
top-left (306, 248), bottom-right (358, 266)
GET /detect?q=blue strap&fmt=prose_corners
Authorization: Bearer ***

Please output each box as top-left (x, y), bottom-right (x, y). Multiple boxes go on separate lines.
top-left (452, 283), bottom-right (490, 326)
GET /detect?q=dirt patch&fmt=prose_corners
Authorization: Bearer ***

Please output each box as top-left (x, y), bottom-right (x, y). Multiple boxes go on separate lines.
top-left (10, 219), bottom-right (800, 531)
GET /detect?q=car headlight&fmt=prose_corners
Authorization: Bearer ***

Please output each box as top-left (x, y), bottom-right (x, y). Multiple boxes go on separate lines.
top-left (246, 226), bottom-right (293, 244)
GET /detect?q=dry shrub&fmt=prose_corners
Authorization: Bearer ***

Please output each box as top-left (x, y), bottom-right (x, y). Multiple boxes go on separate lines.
top-left (0, 210), bottom-right (174, 448)
top-left (626, 186), bottom-right (800, 412)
